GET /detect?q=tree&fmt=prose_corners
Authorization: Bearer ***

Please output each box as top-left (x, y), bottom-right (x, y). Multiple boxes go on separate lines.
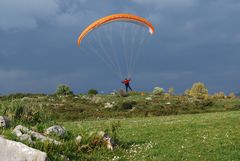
top-left (153, 87), bottom-right (164, 95)
top-left (228, 92), bottom-right (236, 99)
top-left (168, 88), bottom-right (175, 96)
top-left (55, 84), bottom-right (73, 95)
top-left (212, 92), bottom-right (225, 99)
top-left (186, 82), bottom-right (208, 99)
top-left (88, 89), bottom-right (98, 95)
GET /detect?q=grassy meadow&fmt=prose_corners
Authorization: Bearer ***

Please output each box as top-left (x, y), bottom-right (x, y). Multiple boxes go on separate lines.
top-left (0, 89), bottom-right (240, 160)
top-left (63, 111), bottom-right (240, 161)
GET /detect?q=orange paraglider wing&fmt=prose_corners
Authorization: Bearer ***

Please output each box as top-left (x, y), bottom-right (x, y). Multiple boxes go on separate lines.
top-left (77, 13), bottom-right (155, 47)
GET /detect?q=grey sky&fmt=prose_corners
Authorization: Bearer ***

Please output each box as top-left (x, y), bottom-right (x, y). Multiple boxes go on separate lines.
top-left (0, 0), bottom-right (240, 94)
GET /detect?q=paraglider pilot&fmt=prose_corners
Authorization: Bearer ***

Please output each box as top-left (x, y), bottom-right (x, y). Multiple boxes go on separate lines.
top-left (122, 78), bottom-right (132, 92)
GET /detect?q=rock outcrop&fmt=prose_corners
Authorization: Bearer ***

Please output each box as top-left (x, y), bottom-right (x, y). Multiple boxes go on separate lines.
top-left (0, 136), bottom-right (48, 161)
top-left (45, 125), bottom-right (65, 137)
top-left (13, 125), bottom-right (61, 145)
top-left (0, 116), bottom-right (10, 128)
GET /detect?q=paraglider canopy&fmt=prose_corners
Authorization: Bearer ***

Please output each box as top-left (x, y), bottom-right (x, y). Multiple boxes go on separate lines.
top-left (76, 13), bottom-right (155, 79)
top-left (77, 13), bottom-right (155, 47)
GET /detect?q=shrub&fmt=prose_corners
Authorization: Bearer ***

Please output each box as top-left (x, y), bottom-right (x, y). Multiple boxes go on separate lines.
top-left (153, 87), bottom-right (164, 95)
top-left (55, 84), bottom-right (73, 95)
top-left (168, 88), bottom-right (175, 96)
top-left (184, 89), bottom-right (190, 96)
top-left (228, 92), bottom-right (236, 99)
top-left (212, 92), bottom-right (225, 99)
top-left (194, 98), bottom-right (214, 109)
top-left (88, 89), bottom-right (98, 95)
top-left (186, 82), bottom-right (208, 99)
top-left (164, 93), bottom-right (171, 99)
top-left (121, 101), bottom-right (137, 110)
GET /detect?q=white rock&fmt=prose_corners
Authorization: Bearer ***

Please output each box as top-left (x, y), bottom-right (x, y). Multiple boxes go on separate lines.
top-left (45, 125), bottom-right (65, 136)
top-left (75, 135), bottom-right (82, 145)
top-left (48, 98), bottom-right (55, 102)
top-left (20, 134), bottom-right (32, 142)
top-left (165, 102), bottom-right (171, 105)
top-left (21, 97), bottom-right (32, 101)
top-left (0, 136), bottom-right (48, 161)
top-left (110, 92), bottom-right (116, 95)
top-left (130, 107), bottom-right (136, 112)
top-left (81, 95), bottom-right (91, 100)
top-left (91, 96), bottom-right (102, 104)
top-left (104, 102), bottom-right (115, 108)
top-left (13, 125), bottom-right (61, 145)
top-left (145, 97), bottom-right (153, 101)
top-left (0, 116), bottom-right (10, 128)
top-left (97, 131), bottom-right (105, 137)
top-left (60, 155), bottom-right (70, 161)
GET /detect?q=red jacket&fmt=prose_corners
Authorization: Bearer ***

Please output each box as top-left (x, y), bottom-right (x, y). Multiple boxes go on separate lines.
top-left (122, 79), bottom-right (131, 85)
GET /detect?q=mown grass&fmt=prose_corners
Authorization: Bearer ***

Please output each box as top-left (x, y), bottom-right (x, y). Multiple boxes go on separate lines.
top-left (64, 111), bottom-right (240, 161)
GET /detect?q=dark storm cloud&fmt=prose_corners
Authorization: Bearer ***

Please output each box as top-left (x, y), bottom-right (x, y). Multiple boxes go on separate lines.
top-left (0, 0), bottom-right (240, 94)
top-left (131, 0), bottom-right (240, 93)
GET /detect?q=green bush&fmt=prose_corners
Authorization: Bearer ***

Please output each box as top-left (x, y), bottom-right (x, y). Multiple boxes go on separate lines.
top-left (153, 87), bottom-right (165, 95)
top-left (121, 101), bottom-right (137, 110)
top-left (168, 88), bottom-right (175, 96)
top-left (228, 92), bottom-right (236, 99)
top-left (88, 89), bottom-right (98, 95)
top-left (211, 92), bottom-right (225, 99)
top-left (185, 82), bottom-right (208, 99)
top-left (55, 84), bottom-right (73, 95)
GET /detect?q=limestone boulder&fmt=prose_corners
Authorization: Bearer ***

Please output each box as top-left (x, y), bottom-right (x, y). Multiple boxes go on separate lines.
top-left (75, 135), bottom-right (82, 145)
top-left (0, 116), bottom-right (10, 128)
top-left (12, 125), bottom-right (61, 145)
top-left (0, 136), bottom-right (48, 161)
top-left (45, 125), bottom-right (65, 137)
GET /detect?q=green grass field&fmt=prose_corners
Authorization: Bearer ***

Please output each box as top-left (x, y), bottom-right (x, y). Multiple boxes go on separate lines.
top-left (64, 111), bottom-right (240, 161)
top-left (1, 93), bottom-right (240, 160)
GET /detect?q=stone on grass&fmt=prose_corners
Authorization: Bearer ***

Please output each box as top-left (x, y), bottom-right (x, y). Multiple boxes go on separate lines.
top-left (75, 135), bottom-right (82, 145)
top-left (145, 97), bottom-right (153, 101)
top-left (130, 107), bottom-right (136, 112)
top-left (13, 125), bottom-right (61, 145)
top-left (20, 134), bottom-right (32, 142)
top-left (0, 116), bottom-right (10, 128)
top-left (110, 92), bottom-right (116, 95)
top-left (45, 125), bottom-right (65, 136)
top-left (60, 155), bottom-right (70, 161)
top-left (0, 136), bottom-right (48, 161)
top-left (97, 131), bottom-right (105, 137)
top-left (104, 102), bottom-right (114, 109)
top-left (21, 97), bottom-right (32, 101)
top-left (91, 96), bottom-right (102, 104)
top-left (81, 95), bottom-right (91, 101)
